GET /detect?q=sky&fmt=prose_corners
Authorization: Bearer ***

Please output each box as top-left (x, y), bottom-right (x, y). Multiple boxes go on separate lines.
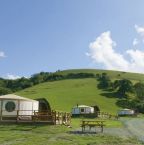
top-left (1, 0), bottom-right (144, 79)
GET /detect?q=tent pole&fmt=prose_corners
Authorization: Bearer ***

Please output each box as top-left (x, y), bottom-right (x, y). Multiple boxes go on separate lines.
top-left (0, 100), bottom-right (3, 121)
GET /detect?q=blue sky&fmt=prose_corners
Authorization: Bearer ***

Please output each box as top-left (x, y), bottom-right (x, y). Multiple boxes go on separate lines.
top-left (0, 0), bottom-right (144, 79)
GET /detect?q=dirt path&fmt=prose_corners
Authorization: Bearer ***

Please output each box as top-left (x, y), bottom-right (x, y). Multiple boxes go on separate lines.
top-left (104, 118), bottom-right (144, 142)
top-left (122, 118), bottom-right (144, 142)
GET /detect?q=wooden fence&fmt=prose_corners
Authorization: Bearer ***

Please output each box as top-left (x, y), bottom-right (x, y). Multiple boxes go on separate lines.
top-left (0, 110), bottom-right (71, 125)
top-left (72, 111), bottom-right (118, 120)
top-left (97, 111), bottom-right (119, 120)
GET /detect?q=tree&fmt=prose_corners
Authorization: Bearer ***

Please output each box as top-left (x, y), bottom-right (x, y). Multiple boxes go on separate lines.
top-left (134, 82), bottom-right (144, 100)
top-left (0, 87), bottom-right (12, 95)
top-left (97, 73), bottom-right (111, 89)
top-left (113, 80), bottom-right (120, 89)
top-left (113, 79), bottom-right (133, 98)
top-left (18, 77), bottom-right (33, 89)
top-left (135, 101), bottom-right (144, 113)
top-left (30, 73), bottom-right (45, 85)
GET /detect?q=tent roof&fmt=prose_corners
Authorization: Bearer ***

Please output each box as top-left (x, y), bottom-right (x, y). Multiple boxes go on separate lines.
top-left (0, 94), bottom-right (38, 102)
top-left (118, 108), bottom-right (134, 111)
top-left (73, 105), bottom-right (93, 109)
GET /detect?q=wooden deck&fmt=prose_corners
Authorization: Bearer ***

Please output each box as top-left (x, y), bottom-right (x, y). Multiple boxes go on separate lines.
top-left (0, 110), bottom-right (71, 125)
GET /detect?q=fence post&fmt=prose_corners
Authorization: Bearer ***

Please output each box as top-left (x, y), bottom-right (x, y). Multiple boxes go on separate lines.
top-left (54, 111), bottom-right (57, 125)
top-left (17, 110), bottom-right (19, 122)
top-left (58, 112), bottom-right (60, 124)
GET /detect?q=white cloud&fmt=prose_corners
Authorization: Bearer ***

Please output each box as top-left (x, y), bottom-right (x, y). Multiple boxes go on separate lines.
top-left (0, 51), bottom-right (6, 58)
top-left (88, 31), bottom-right (129, 71)
top-left (135, 25), bottom-right (144, 37)
top-left (133, 38), bottom-right (139, 46)
top-left (134, 25), bottom-right (144, 44)
top-left (126, 49), bottom-right (144, 72)
top-left (87, 31), bottom-right (144, 73)
top-left (4, 74), bottom-right (21, 80)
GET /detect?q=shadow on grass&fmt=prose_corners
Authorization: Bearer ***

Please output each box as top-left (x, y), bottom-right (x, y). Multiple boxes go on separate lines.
top-left (102, 88), bottom-right (114, 92)
top-left (0, 123), bottom-right (49, 131)
top-left (68, 130), bottom-right (100, 134)
top-left (100, 91), bottom-right (128, 108)
top-left (69, 127), bottom-right (103, 134)
top-left (100, 92), bottom-right (119, 98)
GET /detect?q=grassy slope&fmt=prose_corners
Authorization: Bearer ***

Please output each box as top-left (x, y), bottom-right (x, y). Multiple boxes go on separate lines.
top-left (16, 69), bottom-right (144, 114)
top-left (16, 78), bottom-right (119, 114)
top-left (57, 69), bottom-right (144, 81)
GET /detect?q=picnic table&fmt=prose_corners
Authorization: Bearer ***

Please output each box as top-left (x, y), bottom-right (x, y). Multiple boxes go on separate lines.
top-left (80, 120), bottom-right (105, 133)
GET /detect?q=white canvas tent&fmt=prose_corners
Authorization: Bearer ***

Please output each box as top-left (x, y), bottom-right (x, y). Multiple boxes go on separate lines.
top-left (118, 108), bottom-right (135, 116)
top-left (72, 105), bottom-right (94, 115)
top-left (0, 94), bottom-right (39, 121)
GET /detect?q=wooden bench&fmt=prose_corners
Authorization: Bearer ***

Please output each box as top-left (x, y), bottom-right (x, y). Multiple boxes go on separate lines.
top-left (80, 120), bottom-right (105, 133)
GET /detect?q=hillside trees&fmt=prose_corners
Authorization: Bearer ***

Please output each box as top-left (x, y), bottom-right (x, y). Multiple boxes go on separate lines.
top-left (115, 81), bottom-right (144, 113)
top-left (30, 73), bottom-right (45, 85)
top-left (0, 87), bottom-right (12, 95)
top-left (67, 73), bottom-right (95, 79)
top-left (0, 78), bottom-right (6, 88)
top-left (113, 79), bottom-right (133, 98)
top-left (5, 77), bottom-right (33, 91)
top-left (97, 73), bottom-right (134, 98)
top-left (134, 82), bottom-right (144, 100)
top-left (97, 73), bottom-right (112, 89)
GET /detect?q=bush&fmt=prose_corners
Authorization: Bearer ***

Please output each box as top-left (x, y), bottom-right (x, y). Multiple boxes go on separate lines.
top-left (0, 87), bottom-right (12, 95)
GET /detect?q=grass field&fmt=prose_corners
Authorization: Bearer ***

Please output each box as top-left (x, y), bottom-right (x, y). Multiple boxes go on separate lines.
top-left (0, 118), bottom-right (143, 145)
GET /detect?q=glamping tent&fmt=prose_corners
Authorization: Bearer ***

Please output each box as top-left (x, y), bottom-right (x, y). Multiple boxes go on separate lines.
top-left (36, 98), bottom-right (51, 112)
top-left (72, 105), bottom-right (94, 115)
top-left (118, 108), bottom-right (135, 116)
top-left (34, 98), bottom-right (52, 121)
top-left (0, 94), bottom-right (39, 121)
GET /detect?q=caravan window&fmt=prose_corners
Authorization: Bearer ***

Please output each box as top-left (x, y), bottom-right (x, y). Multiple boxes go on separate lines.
top-left (81, 108), bottom-right (84, 113)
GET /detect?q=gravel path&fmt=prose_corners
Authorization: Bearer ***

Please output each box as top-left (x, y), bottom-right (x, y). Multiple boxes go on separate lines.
top-left (104, 127), bottom-right (132, 139)
top-left (104, 118), bottom-right (144, 142)
top-left (122, 118), bottom-right (144, 141)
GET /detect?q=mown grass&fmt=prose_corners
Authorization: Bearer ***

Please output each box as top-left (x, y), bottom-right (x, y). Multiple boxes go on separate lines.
top-left (0, 120), bottom-right (142, 145)
top-left (71, 118), bottom-right (123, 128)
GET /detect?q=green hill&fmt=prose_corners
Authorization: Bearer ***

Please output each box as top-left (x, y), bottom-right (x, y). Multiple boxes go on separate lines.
top-left (16, 69), bottom-right (144, 114)
top-left (56, 69), bottom-right (144, 81)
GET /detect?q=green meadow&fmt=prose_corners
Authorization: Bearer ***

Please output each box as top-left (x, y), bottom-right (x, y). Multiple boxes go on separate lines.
top-left (0, 118), bottom-right (142, 145)
top-left (16, 78), bottom-right (120, 114)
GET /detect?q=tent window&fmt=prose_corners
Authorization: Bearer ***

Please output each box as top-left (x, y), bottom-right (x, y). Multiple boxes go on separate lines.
top-left (81, 108), bottom-right (84, 113)
top-left (5, 101), bottom-right (16, 112)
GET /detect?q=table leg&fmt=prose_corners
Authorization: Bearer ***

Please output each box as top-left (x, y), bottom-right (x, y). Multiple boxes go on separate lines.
top-left (101, 126), bottom-right (103, 133)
